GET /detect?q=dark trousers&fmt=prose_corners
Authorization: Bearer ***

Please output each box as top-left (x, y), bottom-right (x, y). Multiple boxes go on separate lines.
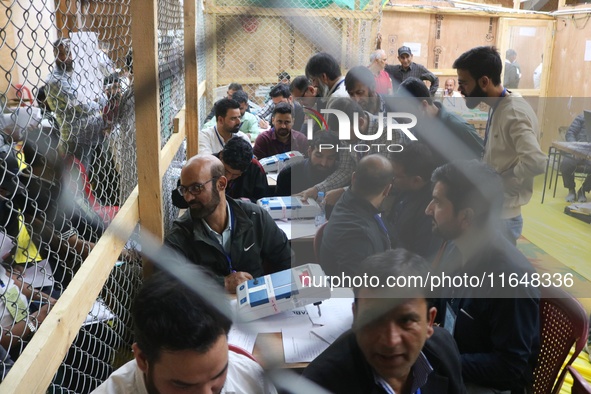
top-left (560, 155), bottom-right (591, 192)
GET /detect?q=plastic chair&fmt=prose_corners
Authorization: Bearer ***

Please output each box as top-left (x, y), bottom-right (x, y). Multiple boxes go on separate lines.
top-left (568, 365), bottom-right (591, 394)
top-left (313, 222), bottom-right (327, 263)
top-left (229, 344), bottom-right (257, 362)
top-left (532, 286), bottom-right (589, 394)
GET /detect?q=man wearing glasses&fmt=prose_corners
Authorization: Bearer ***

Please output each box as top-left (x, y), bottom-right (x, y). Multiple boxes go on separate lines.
top-left (165, 155), bottom-right (292, 294)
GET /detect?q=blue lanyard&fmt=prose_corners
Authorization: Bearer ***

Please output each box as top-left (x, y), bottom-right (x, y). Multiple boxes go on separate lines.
top-left (483, 88), bottom-right (507, 151)
top-left (374, 214), bottom-right (389, 236)
top-left (332, 79), bottom-right (345, 93)
top-left (214, 126), bottom-right (225, 147)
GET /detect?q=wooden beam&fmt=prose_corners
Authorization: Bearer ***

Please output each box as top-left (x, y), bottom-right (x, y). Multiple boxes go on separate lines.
top-left (184, 0), bottom-right (199, 159)
top-left (383, 5), bottom-right (553, 19)
top-left (198, 80), bottom-right (207, 101)
top-left (161, 114), bottom-right (187, 179)
top-left (130, 0), bottom-right (163, 277)
top-left (204, 5), bottom-right (376, 20)
top-left (1, 188), bottom-right (140, 393)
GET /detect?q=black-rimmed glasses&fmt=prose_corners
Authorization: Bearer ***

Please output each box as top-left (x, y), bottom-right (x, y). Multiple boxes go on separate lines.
top-left (176, 177), bottom-right (218, 196)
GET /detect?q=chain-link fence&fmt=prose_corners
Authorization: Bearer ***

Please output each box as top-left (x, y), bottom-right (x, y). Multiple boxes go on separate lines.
top-left (204, 1), bottom-right (382, 110)
top-left (0, 0), bottom-right (141, 392)
top-left (0, 0), bottom-right (386, 391)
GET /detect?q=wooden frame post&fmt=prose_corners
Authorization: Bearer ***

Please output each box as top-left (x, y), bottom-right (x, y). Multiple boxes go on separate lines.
top-left (185, 0), bottom-right (199, 158)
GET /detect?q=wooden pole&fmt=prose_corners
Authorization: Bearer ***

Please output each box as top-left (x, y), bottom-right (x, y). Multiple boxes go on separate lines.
top-left (185, 0), bottom-right (199, 158)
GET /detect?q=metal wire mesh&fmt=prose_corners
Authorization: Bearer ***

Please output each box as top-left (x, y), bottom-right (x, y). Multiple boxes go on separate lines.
top-left (204, 1), bottom-right (382, 110)
top-left (0, 0), bottom-right (141, 392)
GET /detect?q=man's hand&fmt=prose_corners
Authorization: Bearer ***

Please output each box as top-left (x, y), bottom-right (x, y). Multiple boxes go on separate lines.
top-left (325, 188), bottom-right (345, 207)
top-left (224, 271), bottom-right (253, 294)
top-left (299, 186), bottom-right (319, 201)
top-left (259, 118), bottom-right (270, 129)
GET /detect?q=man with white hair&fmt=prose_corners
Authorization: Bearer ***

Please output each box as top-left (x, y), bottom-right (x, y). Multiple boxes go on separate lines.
top-left (368, 50), bottom-right (392, 95)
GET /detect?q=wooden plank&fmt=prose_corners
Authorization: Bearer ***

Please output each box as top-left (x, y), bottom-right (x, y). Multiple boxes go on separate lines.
top-left (1, 188), bottom-right (140, 393)
top-left (184, 0), bottom-right (199, 159)
top-left (383, 5), bottom-right (553, 20)
top-left (198, 80), bottom-right (207, 101)
top-left (204, 5), bottom-right (376, 20)
top-left (160, 124), bottom-right (186, 179)
top-left (130, 0), bottom-right (163, 278)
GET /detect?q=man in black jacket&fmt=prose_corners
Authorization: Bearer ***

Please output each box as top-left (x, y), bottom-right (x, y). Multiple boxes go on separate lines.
top-left (165, 155), bottom-right (292, 293)
top-left (319, 154), bottom-right (393, 277)
top-left (303, 249), bottom-right (466, 394)
top-left (426, 160), bottom-right (539, 393)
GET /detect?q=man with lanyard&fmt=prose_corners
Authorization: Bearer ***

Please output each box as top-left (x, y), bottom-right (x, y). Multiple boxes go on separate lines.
top-left (305, 52), bottom-right (349, 99)
top-left (199, 98), bottom-right (251, 155)
top-left (165, 155), bottom-right (292, 294)
top-left (453, 46), bottom-right (546, 244)
top-left (319, 154), bottom-right (394, 277)
top-left (303, 249), bottom-right (466, 394)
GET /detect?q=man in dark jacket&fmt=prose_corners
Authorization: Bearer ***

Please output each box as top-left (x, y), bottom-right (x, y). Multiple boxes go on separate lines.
top-left (303, 249), bottom-right (466, 394)
top-left (426, 160), bottom-right (539, 392)
top-left (319, 154), bottom-right (393, 277)
top-left (165, 155), bottom-right (292, 293)
top-left (561, 113), bottom-right (591, 202)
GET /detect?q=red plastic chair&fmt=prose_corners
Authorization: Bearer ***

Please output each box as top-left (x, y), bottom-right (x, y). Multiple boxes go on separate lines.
top-left (568, 365), bottom-right (591, 394)
top-left (229, 344), bottom-right (257, 362)
top-left (313, 222), bottom-right (327, 263)
top-left (532, 286), bottom-right (589, 394)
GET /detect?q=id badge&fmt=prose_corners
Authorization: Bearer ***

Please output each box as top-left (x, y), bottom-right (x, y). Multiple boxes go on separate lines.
top-left (444, 302), bottom-right (457, 336)
top-left (4, 286), bottom-right (28, 323)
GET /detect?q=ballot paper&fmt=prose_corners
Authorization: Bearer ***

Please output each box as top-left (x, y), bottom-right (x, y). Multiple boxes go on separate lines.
top-left (228, 326), bottom-right (257, 354)
top-left (282, 326), bottom-right (329, 363)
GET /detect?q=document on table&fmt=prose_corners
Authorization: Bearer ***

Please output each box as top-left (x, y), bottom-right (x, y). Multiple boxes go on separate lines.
top-left (275, 219), bottom-right (317, 240)
top-left (305, 289), bottom-right (354, 345)
top-left (228, 326), bottom-right (257, 354)
top-left (282, 326), bottom-right (329, 363)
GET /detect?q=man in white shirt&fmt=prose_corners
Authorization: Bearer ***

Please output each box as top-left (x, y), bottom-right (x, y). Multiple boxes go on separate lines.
top-left (199, 98), bottom-right (250, 155)
top-left (93, 267), bottom-right (274, 394)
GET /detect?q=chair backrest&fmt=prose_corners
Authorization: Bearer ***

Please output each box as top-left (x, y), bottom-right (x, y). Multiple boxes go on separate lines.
top-left (568, 366), bottom-right (591, 394)
top-left (228, 344), bottom-right (257, 362)
top-left (533, 286), bottom-right (589, 394)
top-left (313, 222), bottom-right (327, 263)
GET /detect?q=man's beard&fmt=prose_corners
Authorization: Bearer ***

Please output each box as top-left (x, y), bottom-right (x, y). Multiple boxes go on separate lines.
top-left (276, 127), bottom-right (290, 138)
top-left (224, 123), bottom-right (241, 134)
top-left (316, 80), bottom-right (330, 97)
top-left (188, 187), bottom-right (220, 219)
top-left (464, 84), bottom-right (486, 109)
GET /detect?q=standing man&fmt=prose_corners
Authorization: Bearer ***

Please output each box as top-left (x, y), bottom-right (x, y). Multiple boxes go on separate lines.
top-left (199, 98), bottom-right (251, 155)
top-left (368, 50), bottom-right (393, 95)
top-left (46, 39), bottom-right (107, 172)
top-left (425, 160), bottom-right (539, 393)
top-left (504, 49), bottom-right (521, 89)
top-left (165, 155), bottom-right (292, 292)
top-left (253, 103), bottom-right (308, 160)
top-left (453, 46), bottom-right (546, 243)
top-left (305, 52), bottom-right (349, 98)
top-left (345, 65), bottom-right (388, 115)
top-left (384, 46), bottom-right (439, 96)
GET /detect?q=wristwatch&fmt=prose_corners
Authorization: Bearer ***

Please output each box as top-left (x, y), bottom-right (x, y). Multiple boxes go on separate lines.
top-left (25, 318), bottom-right (37, 338)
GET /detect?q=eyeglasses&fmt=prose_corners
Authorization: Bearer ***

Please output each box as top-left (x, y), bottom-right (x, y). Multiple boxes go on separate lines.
top-left (177, 177), bottom-right (217, 196)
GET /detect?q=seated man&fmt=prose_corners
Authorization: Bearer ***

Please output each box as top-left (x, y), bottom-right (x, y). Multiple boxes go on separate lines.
top-left (397, 77), bottom-right (483, 165)
top-left (93, 266), bottom-right (274, 393)
top-left (275, 131), bottom-right (339, 196)
top-left (203, 91), bottom-right (260, 142)
top-left (319, 154), bottom-right (393, 277)
top-left (173, 137), bottom-right (269, 206)
top-left (204, 82), bottom-right (242, 123)
top-left (165, 155), bottom-right (292, 293)
top-left (253, 102), bottom-right (308, 160)
top-left (303, 249), bottom-right (466, 393)
top-left (426, 160), bottom-right (539, 392)
top-left (199, 98), bottom-right (250, 155)
top-left (385, 142), bottom-right (442, 259)
top-left (561, 113), bottom-right (591, 202)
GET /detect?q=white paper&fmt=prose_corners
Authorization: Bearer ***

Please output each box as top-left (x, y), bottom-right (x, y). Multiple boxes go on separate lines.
top-left (519, 27), bottom-right (536, 37)
top-left (0, 232), bottom-right (16, 260)
top-left (234, 306), bottom-right (313, 334)
top-left (305, 293), bottom-right (354, 327)
top-left (282, 327), bottom-right (329, 363)
top-left (228, 326), bottom-right (257, 354)
top-left (84, 299), bottom-right (115, 326)
top-left (275, 219), bottom-right (317, 240)
top-left (267, 172), bottom-right (279, 181)
top-left (402, 42), bottom-right (421, 57)
top-left (585, 40), bottom-right (591, 62)
top-left (22, 259), bottom-right (55, 289)
top-left (311, 324), bottom-right (349, 345)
